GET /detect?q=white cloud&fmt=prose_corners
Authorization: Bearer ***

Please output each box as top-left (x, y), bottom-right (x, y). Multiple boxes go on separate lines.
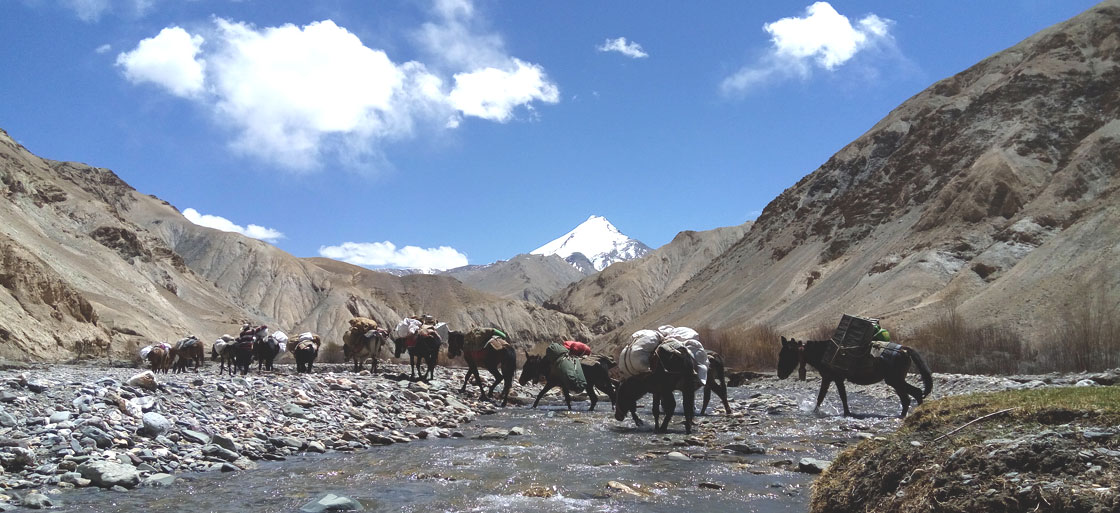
top-left (597, 37), bottom-right (648, 59)
top-left (116, 26), bottom-right (205, 97)
top-left (448, 59), bottom-right (559, 122)
top-left (722, 2), bottom-right (893, 94)
top-left (182, 208), bottom-right (285, 243)
top-left (318, 241), bottom-right (468, 271)
top-left (95, 44), bottom-right (111, 54)
top-left (116, 0), bottom-right (559, 170)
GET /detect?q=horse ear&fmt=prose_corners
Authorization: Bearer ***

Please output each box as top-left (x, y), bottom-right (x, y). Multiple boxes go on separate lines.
top-left (780, 336), bottom-right (788, 346)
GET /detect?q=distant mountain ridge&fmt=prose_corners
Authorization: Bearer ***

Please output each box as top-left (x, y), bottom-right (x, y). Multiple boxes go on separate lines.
top-left (531, 215), bottom-right (651, 271)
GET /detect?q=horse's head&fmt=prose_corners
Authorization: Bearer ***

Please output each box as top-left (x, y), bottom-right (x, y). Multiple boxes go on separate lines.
top-left (613, 375), bottom-right (644, 421)
top-left (519, 353), bottom-right (542, 385)
top-left (447, 331), bottom-right (464, 358)
top-left (776, 336), bottom-right (804, 380)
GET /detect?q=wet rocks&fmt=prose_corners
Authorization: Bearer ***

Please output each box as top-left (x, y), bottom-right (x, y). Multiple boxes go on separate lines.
top-left (300, 493), bottom-right (364, 512)
top-left (798, 457), bottom-right (832, 474)
top-left (77, 460), bottom-right (141, 489)
top-left (0, 362), bottom-right (501, 508)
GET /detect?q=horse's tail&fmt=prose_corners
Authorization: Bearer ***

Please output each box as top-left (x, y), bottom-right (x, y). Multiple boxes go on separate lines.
top-left (906, 346), bottom-right (934, 399)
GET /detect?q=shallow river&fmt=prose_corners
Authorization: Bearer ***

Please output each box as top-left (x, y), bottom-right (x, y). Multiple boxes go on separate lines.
top-left (50, 379), bottom-right (905, 513)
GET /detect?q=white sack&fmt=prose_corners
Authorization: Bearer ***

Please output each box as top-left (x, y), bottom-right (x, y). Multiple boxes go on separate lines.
top-left (618, 329), bottom-right (662, 378)
top-left (272, 331), bottom-right (289, 344)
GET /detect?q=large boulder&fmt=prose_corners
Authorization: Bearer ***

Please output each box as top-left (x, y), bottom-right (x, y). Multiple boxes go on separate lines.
top-left (77, 460), bottom-right (141, 489)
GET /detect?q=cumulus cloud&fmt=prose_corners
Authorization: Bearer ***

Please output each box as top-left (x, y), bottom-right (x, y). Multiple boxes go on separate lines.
top-left (116, 26), bottom-right (205, 97)
top-left (722, 2), bottom-right (893, 94)
top-left (182, 208), bottom-right (285, 243)
top-left (448, 59), bottom-right (559, 122)
top-left (318, 241), bottom-right (468, 271)
top-left (597, 37), bottom-right (648, 59)
top-left (115, 0), bottom-right (558, 170)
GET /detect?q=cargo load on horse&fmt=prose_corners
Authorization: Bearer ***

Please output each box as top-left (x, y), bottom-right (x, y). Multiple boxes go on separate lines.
top-left (562, 340), bottom-right (592, 357)
top-left (618, 325), bottom-right (709, 384)
top-left (822, 314), bottom-right (893, 372)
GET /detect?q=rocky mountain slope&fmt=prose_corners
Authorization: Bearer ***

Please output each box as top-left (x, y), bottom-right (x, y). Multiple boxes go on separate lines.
top-left (599, 1), bottom-right (1120, 349)
top-left (546, 223), bottom-right (753, 335)
top-left (0, 129), bottom-right (590, 361)
top-left (442, 253), bottom-right (593, 304)
top-left (531, 215), bottom-right (651, 272)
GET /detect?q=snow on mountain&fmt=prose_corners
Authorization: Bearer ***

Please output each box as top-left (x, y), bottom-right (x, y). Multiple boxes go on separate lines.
top-left (531, 215), bottom-right (651, 271)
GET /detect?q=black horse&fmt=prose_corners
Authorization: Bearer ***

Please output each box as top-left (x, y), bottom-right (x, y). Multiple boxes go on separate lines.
top-left (230, 339), bottom-right (254, 376)
top-left (613, 344), bottom-right (700, 433)
top-left (699, 350), bottom-right (732, 415)
top-left (777, 336), bottom-right (933, 417)
top-left (447, 331), bottom-right (516, 406)
top-left (520, 352), bottom-right (617, 411)
top-left (254, 336), bottom-right (281, 372)
top-left (292, 338), bottom-right (319, 374)
top-left (394, 329), bottom-right (441, 381)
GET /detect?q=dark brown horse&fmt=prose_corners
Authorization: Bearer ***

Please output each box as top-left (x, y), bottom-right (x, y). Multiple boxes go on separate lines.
top-left (613, 343), bottom-right (700, 433)
top-left (447, 331), bottom-right (516, 406)
top-left (145, 345), bottom-right (171, 374)
top-left (777, 337), bottom-right (933, 417)
top-left (394, 329), bottom-right (441, 381)
top-left (170, 336), bottom-right (204, 373)
top-left (699, 350), bottom-right (732, 415)
top-left (519, 353), bottom-right (617, 411)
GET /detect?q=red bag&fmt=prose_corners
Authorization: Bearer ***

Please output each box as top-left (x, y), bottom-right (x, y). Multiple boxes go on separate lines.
top-left (563, 340), bottom-right (591, 357)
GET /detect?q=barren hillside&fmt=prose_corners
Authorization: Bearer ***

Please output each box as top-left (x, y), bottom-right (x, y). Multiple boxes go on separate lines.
top-left (442, 253), bottom-right (592, 304)
top-left (601, 1), bottom-right (1120, 350)
top-left (0, 129), bottom-right (590, 361)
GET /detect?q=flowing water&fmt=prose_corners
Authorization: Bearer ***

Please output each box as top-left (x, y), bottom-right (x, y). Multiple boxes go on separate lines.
top-left (48, 379), bottom-right (905, 513)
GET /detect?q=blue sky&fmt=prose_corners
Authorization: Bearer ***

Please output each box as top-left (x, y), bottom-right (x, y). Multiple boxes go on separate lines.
top-left (1, 0), bottom-right (1100, 270)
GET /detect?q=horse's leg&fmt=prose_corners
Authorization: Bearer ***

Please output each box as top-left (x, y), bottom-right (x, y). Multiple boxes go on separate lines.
top-left (561, 386), bottom-right (573, 411)
top-left (717, 380), bottom-right (732, 415)
top-left (893, 383), bottom-right (912, 417)
top-left (701, 382), bottom-right (712, 415)
top-left (659, 392), bottom-right (676, 433)
top-left (532, 383), bottom-right (556, 408)
top-left (682, 385), bottom-right (696, 435)
top-left (586, 383), bottom-right (598, 411)
top-left (499, 375), bottom-right (512, 407)
top-left (459, 364), bottom-right (472, 393)
top-left (814, 378), bottom-right (832, 413)
top-left (834, 380), bottom-right (853, 416)
top-left (602, 378), bottom-right (617, 407)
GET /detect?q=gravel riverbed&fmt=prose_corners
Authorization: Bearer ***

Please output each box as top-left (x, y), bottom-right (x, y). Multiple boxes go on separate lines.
top-left (0, 361), bottom-right (1115, 511)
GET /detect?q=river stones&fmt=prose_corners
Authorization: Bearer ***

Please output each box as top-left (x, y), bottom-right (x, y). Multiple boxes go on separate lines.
top-left (797, 457), bottom-right (832, 474)
top-left (76, 460), bottom-right (141, 489)
top-left (300, 493), bottom-right (364, 512)
top-left (141, 412), bottom-right (172, 437)
top-left (126, 371), bottom-right (157, 391)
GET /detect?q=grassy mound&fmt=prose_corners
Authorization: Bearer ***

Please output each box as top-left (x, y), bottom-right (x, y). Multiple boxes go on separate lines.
top-left (810, 387), bottom-right (1120, 513)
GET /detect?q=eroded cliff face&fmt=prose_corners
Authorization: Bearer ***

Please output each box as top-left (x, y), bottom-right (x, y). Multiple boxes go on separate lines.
top-left (0, 128), bottom-right (591, 362)
top-left (598, 2), bottom-right (1120, 350)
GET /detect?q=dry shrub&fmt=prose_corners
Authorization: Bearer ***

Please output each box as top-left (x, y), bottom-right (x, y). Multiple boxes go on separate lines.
top-left (317, 342), bottom-right (344, 363)
top-left (697, 324), bottom-right (780, 372)
top-left (1040, 292), bottom-right (1120, 372)
top-left (904, 306), bottom-right (1028, 375)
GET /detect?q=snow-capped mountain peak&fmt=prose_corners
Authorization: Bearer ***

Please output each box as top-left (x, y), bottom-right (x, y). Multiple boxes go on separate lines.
top-left (531, 215), bottom-right (651, 271)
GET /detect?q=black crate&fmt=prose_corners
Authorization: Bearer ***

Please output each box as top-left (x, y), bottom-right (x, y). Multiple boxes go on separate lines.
top-left (822, 315), bottom-right (878, 370)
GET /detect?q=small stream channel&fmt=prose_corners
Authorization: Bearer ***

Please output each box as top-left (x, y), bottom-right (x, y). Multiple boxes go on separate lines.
top-left (48, 378), bottom-right (905, 513)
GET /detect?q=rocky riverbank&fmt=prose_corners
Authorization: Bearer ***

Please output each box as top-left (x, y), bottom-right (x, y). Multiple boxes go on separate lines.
top-left (0, 361), bottom-right (1116, 512)
top-left (0, 362), bottom-right (547, 510)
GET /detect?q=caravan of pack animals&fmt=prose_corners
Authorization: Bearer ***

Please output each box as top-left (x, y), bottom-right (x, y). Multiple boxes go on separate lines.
top-left (138, 313), bottom-right (930, 432)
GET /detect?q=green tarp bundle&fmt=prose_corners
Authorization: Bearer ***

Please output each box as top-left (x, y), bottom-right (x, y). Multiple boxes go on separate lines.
top-left (545, 342), bottom-right (586, 391)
